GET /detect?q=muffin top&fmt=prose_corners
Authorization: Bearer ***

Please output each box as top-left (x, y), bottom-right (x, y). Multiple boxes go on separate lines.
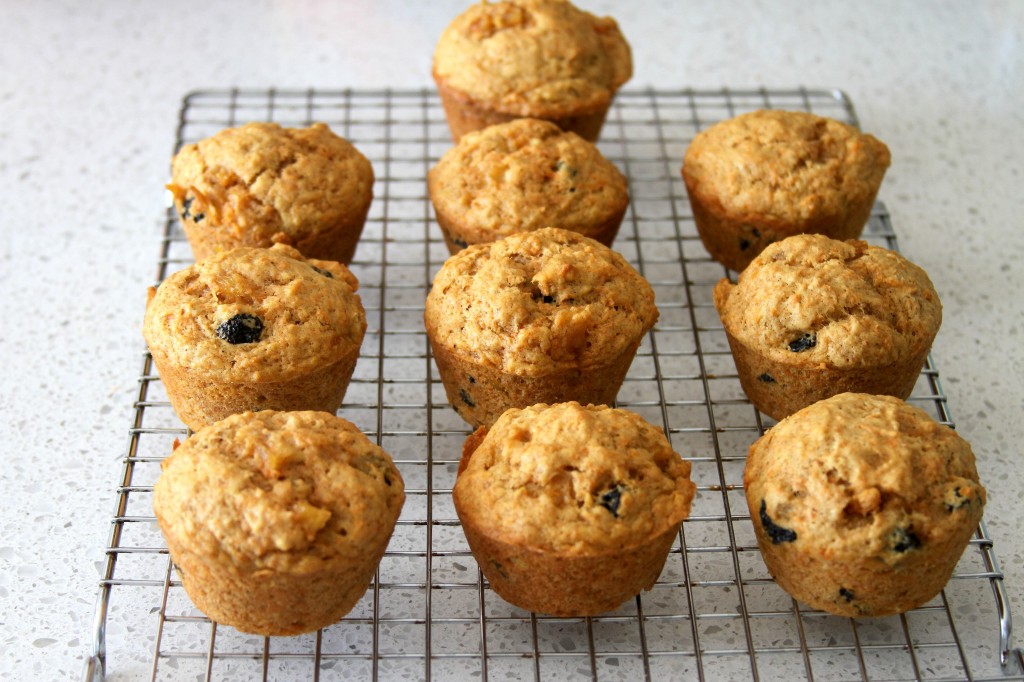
top-left (745, 393), bottom-right (985, 564)
top-left (432, 0), bottom-right (632, 118)
top-left (154, 410), bottom-right (405, 574)
top-left (143, 244), bottom-right (366, 382)
top-left (428, 118), bottom-right (628, 239)
top-left (713, 234), bottom-right (941, 369)
top-left (454, 402), bottom-right (695, 554)
top-left (424, 227), bottom-right (658, 377)
top-left (682, 110), bottom-right (890, 224)
top-left (167, 122), bottom-right (374, 248)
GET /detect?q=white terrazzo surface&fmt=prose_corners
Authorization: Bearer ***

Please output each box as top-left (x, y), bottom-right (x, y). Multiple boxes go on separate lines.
top-left (1, 1), bottom-right (1021, 680)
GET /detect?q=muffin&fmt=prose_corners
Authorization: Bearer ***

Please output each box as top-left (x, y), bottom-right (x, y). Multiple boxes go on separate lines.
top-left (432, 0), bottom-right (632, 142)
top-left (424, 227), bottom-right (658, 428)
top-left (745, 393), bottom-right (985, 617)
top-left (713, 234), bottom-right (942, 420)
top-left (681, 109), bottom-right (891, 271)
top-left (153, 410), bottom-right (405, 635)
top-left (167, 121), bottom-right (374, 264)
top-left (143, 244), bottom-right (367, 431)
top-left (453, 402), bottom-right (696, 615)
top-left (428, 118), bottom-right (629, 253)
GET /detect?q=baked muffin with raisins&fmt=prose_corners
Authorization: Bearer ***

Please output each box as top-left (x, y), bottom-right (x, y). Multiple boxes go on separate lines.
top-left (424, 227), bottom-right (657, 428)
top-left (143, 244), bottom-right (366, 430)
top-left (154, 410), bottom-right (404, 635)
top-left (428, 118), bottom-right (629, 253)
top-left (714, 234), bottom-right (941, 420)
top-left (432, 0), bottom-right (632, 142)
top-left (453, 402), bottom-right (695, 615)
top-left (682, 109), bottom-right (890, 271)
top-left (168, 121), bottom-right (374, 264)
top-left (745, 393), bottom-right (985, 617)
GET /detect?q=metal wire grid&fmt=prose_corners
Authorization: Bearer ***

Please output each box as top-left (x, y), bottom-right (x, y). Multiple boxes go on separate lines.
top-left (84, 87), bottom-right (1024, 682)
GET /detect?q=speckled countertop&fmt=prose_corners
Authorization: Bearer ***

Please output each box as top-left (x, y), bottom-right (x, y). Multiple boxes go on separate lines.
top-left (1, 2), bottom-right (1021, 680)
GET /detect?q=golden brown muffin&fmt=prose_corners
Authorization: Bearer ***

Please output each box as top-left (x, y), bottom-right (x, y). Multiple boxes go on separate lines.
top-left (681, 109), bottom-right (891, 271)
top-left (143, 244), bottom-right (367, 430)
top-left (167, 122), bottom-right (374, 264)
top-left (428, 118), bottom-right (629, 253)
top-left (153, 410), bottom-right (405, 635)
top-left (713, 234), bottom-right (941, 420)
top-left (453, 402), bottom-right (695, 615)
top-left (424, 227), bottom-right (658, 427)
top-left (432, 0), bottom-right (632, 142)
top-left (745, 393), bottom-right (985, 617)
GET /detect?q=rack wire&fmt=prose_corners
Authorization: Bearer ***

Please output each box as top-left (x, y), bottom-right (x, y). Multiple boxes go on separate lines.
top-left (85, 87), bottom-right (1024, 681)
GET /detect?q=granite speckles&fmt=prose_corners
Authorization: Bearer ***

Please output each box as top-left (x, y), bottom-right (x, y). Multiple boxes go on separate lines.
top-left (2, 1), bottom-right (1023, 679)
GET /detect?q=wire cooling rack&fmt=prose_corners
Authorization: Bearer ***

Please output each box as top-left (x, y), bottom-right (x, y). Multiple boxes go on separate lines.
top-left (85, 87), bottom-right (1024, 681)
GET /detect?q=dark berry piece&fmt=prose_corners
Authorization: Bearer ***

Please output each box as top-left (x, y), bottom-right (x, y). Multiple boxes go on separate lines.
top-left (757, 373), bottom-right (776, 383)
top-left (944, 485), bottom-right (977, 512)
top-left (739, 227), bottom-right (762, 252)
top-left (788, 333), bottom-right (817, 353)
top-left (467, 375), bottom-right (476, 384)
top-left (216, 314), bottom-right (263, 344)
top-left (554, 160), bottom-right (578, 178)
top-left (759, 499), bottom-right (797, 544)
top-left (181, 196), bottom-right (204, 223)
top-left (459, 388), bottom-right (476, 408)
top-left (839, 587), bottom-right (855, 602)
top-left (443, 228), bottom-right (468, 249)
top-left (891, 527), bottom-right (922, 553)
top-left (599, 484), bottom-right (624, 517)
top-left (310, 265), bottom-right (334, 279)
top-left (528, 284), bottom-right (556, 304)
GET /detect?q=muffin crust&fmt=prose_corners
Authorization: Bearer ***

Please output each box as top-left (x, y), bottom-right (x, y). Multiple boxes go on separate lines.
top-left (154, 410), bottom-right (405, 635)
top-left (428, 118), bottom-right (628, 252)
top-left (682, 109), bottom-right (890, 270)
top-left (432, 0), bottom-right (632, 140)
top-left (454, 402), bottom-right (695, 615)
top-left (168, 122), bottom-right (374, 263)
top-left (143, 244), bottom-right (367, 429)
top-left (426, 227), bottom-right (656, 377)
top-left (425, 228), bottom-right (656, 425)
top-left (714, 234), bottom-right (941, 419)
top-left (745, 393), bottom-right (984, 617)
